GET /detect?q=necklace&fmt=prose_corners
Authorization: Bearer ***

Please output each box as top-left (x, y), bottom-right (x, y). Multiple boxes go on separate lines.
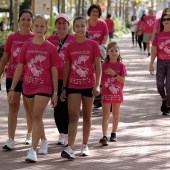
top-left (33, 39), bottom-right (45, 52)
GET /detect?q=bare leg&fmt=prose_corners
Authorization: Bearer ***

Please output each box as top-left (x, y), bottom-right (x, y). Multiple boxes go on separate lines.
top-left (67, 94), bottom-right (81, 147)
top-left (25, 95), bottom-right (50, 150)
top-left (82, 96), bottom-right (94, 144)
top-left (111, 103), bottom-right (120, 133)
top-left (102, 103), bottom-right (111, 136)
top-left (8, 92), bottom-right (21, 140)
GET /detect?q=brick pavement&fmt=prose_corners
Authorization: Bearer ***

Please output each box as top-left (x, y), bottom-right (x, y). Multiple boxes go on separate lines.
top-left (1, 34), bottom-right (170, 170)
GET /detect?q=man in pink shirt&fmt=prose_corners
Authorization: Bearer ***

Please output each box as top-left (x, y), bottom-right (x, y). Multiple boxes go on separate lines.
top-left (143, 8), bottom-right (156, 57)
top-left (105, 13), bottom-right (114, 42)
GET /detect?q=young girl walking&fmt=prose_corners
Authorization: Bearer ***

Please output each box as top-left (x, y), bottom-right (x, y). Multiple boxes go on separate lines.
top-left (8, 15), bottom-right (59, 162)
top-left (60, 16), bottom-right (102, 159)
top-left (99, 42), bottom-right (127, 146)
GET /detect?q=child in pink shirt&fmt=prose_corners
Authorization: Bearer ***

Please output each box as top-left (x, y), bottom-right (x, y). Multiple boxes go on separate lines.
top-left (99, 41), bottom-right (127, 146)
top-left (60, 16), bottom-right (102, 159)
top-left (8, 15), bottom-right (59, 163)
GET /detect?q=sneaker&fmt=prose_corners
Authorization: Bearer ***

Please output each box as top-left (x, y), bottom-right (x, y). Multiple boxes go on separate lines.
top-left (99, 136), bottom-right (108, 146)
top-left (56, 133), bottom-right (65, 145)
top-left (2, 138), bottom-right (14, 150)
top-left (25, 147), bottom-right (37, 162)
top-left (61, 146), bottom-right (75, 159)
top-left (64, 134), bottom-right (68, 146)
top-left (38, 139), bottom-right (48, 155)
top-left (80, 144), bottom-right (89, 156)
top-left (147, 53), bottom-right (151, 57)
top-left (110, 133), bottom-right (117, 142)
top-left (94, 102), bottom-right (102, 109)
top-left (163, 107), bottom-right (170, 116)
top-left (24, 132), bottom-right (32, 145)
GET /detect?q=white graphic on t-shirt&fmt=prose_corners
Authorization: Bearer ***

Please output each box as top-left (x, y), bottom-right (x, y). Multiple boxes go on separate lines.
top-left (105, 77), bottom-right (120, 94)
top-left (147, 19), bottom-right (154, 27)
top-left (90, 33), bottom-right (100, 40)
top-left (72, 55), bottom-right (89, 77)
top-left (159, 40), bottom-right (170, 54)
top-left (13, 47), bottom-right (20, 57)
top-left (59, 52), bottom-right (65, 60)
top-left (28, 55), bottom-right (46, 77)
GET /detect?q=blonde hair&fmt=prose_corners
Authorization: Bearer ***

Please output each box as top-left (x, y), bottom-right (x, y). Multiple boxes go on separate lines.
top-left (105, 41), bottom-right (122, 62)
top-left (33, 14), bottom-right (48, 25)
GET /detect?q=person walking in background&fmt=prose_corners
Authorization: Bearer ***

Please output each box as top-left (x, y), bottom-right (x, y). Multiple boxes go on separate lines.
top-left (0, 9), bottom-right (34, 150)
top-left (87, 4), bottom-right (109, 109)
top-left (8, 14), bottom-right (59, 162)
top-left (60, 16), bottom-right (102, 160)
top-left (149, 8), bottom-right (170, 116)
top-left (130, 15), bottom-right (138, 48)
top-left (105, 13), bottom-right (114, 42)
top-left (99, 42), bottom-right (127, 146)
top-left (87, 4), bottom-right (109, 49)
top-left (136, 14), bottom-right (146, 54)
top-left (143, 8), bottom-right (156, 57)
top-left (0, 17), bottom-right (7, 32)
top-left (151, 8), bottom-right (169, 42)
top-left (47, 13), bottom-right (75, 146)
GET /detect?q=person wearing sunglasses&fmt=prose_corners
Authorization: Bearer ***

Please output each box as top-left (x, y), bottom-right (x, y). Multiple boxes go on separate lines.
top-left (149, 8), bottom-right (170, 116)
top-left (47, 14), bottom-right (75, 146)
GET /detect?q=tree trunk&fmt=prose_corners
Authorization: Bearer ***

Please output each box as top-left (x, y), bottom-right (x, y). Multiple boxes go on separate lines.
top-left (13, 0), bottom-right (19, 32)
top-left (107, 0), bottom-right (111, 16)
top-left (61, 0), bottom-right (65, 13)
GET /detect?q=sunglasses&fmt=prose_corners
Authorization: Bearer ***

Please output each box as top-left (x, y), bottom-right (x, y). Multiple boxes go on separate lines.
top-left (162, 18), bottom-right (170, 22)
top-left (108, 50), bottom-right (119, 53)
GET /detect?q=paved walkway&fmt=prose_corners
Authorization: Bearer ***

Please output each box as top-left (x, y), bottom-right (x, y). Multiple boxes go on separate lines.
top-left (1, 34), bottom-right (170, 170)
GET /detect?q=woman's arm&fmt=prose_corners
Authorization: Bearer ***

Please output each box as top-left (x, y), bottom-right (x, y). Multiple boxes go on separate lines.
top-left (101, 35), bottom-right (109, 48)
top-left (0, 52), bottom-right (10, 77)
top-left (149, 46), bottom-right (157, 75)
top-left (92, 57), bottom-right (101, 97)
top-left (51, 66), bottom-right (58, 108)
top-left (8, 63), bottom-right (24, 102)
top-left (60, 61), bottom-right (70, 102)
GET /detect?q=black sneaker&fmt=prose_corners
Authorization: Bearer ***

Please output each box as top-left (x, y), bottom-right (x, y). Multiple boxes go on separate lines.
top-left (99, 136), bottom-right (108, 146)
top-left (147, 53), bottom-right (151, 57)
top-left (110, 133), bottom-right (117, 142)
top-left (94, 102), bottom-right (102, 109)
top-left (163, 107), bottom-right (170, 116)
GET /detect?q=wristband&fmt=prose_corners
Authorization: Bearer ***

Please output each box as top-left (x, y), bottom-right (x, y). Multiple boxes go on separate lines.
top-left (114, 74), bottom-right (117, 77)
top-left (62, 87), bottom-right (67, 90)
top-left (53, 92), bottom-right (58, 96)
top-left (9, 88), bottom-right (15, 92)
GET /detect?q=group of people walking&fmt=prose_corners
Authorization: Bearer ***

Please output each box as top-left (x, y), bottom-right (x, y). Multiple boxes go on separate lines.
top-left (0, 4), bottom-right (126, 162)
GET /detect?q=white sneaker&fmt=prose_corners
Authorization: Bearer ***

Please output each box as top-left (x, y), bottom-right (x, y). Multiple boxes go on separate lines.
top-left (64, 134), bottom-right (68, 146)
top-left (38, 139), bottom-right (48, 155)
top-left (2, 138), bottom-right (14, 150)
top-left (80, 144), bottom-right (89, 156)
top-left (56, 133), bottom-right (65, 145)
top-left (61, 146), bottom-right (75, 159)
top-left (24, 132), bottom-right (32, 145)
top-left (25, 147), bottom-right (37, 162)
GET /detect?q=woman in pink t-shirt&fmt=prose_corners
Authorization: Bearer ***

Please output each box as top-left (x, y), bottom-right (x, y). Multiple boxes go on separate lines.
top-left (8, 15), bottom-right (59, 162)
top-left (60, 16), bottom-right (102, 160)
top-left (0, 9), bottom-right (34, 150)
top-left (150, 9), bottom-right (170, 116)
top-left (87, 4), bottom-right (109, 48)
top-left (99, 42), bottom-right (127, 146)
top-left (47, 14), bottom-right (75, 146)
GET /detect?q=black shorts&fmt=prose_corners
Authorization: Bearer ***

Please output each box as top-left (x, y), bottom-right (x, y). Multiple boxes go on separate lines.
top-left (6, 78), bottom-right (23, 93)
top-left (23, 93), bottom-right (51, 98)
top-left (67, 88), bottom-right (93, 97)
top-left (109, 32), bottom-right (114, 38)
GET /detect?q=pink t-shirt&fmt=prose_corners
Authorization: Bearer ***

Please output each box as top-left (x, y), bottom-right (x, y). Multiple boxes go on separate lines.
top-left (4, 31), bottom-right (34, 80)
top-left (154, 19), bottom-right (160, 33)
top-left (18, 40), bottom-right (60, 95)
top-left (101, 62), bottom-right (127, 103)
top-left (143, 15), bottom-right (156, 34)
top-left (65, 39), bottom-right (102, 89)
top-left (137, 20), bottom-right (145, 33)
top-left (47, 33), bottom-right (75, 80)
top-left (87, 19), bottom-right (109, 45)
top-left (105, 18), bottom-right (114, 33)
top-left (152, 31), bottom-right (170, 60)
